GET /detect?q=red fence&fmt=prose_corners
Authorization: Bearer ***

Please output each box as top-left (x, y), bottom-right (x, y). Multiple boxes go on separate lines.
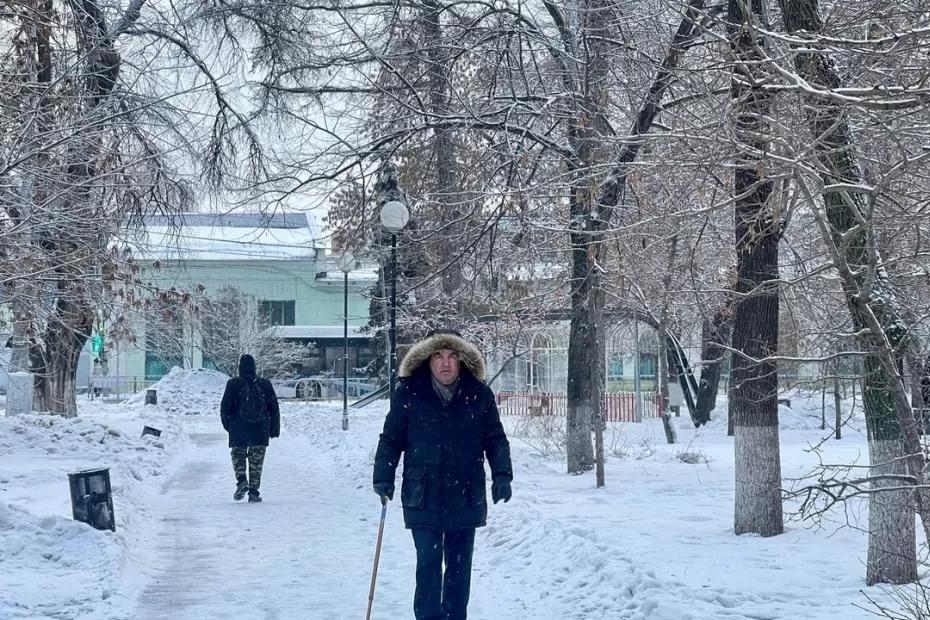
top-left (495, 391), bottom-right (661, 423)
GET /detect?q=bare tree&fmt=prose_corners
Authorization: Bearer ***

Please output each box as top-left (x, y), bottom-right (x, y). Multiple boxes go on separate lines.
top-left (728, 0), bottom-right (784, 537)
top-left (201, 285), bottom-right (311, 379)
top-left (0, 0), bottom-right (272, 414)
top-left (777, 0), bottom-right (928, 584)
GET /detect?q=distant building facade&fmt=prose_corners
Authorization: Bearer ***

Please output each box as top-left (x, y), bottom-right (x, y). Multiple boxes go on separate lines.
top-left (104, 212), bottom-right (378, 383)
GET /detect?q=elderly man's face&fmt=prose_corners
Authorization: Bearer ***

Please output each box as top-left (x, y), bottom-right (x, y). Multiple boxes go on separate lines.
top-left (429, 349), bottom-right (461, 386)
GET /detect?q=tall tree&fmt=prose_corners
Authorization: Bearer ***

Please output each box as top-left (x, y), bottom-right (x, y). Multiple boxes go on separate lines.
top-left (728, 0), bottom-right (784, 537)
top-left (0, 0), bottom-right (259, 414)
top-left (778, 0), bottom-right (920, 584)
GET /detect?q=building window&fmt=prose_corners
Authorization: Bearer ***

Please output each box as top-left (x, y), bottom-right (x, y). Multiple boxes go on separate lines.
top-left (608, 353), bottom-right (624, 380)
top-left (259, 300), bottom-right (295, 326)
top-left (356, 346), bottom-right (375, 374)
top-left (640, 353), bottom-right (657, 379)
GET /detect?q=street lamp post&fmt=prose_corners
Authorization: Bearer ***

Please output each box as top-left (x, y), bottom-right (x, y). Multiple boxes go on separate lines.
top-left (379, 200), bottom-right (409, 396)
top-left (337, 252), bottom-right (355, 431)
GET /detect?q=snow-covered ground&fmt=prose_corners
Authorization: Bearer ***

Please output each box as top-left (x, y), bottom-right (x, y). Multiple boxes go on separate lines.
top-left (0, 374), bottom-right (919, 619)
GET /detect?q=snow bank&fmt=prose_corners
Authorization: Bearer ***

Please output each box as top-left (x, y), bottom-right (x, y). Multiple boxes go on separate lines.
top-left (0, 406), bottom-right (191, 618)
top-left (0, 499), bottom-right (121, 619)
top-left (700, 388), bottom-right (867, 434)
top-left (126, 367), bottom-right (229, 416)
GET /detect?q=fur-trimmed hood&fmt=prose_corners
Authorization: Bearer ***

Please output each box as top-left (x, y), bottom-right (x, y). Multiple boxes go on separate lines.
top-left (399, 332), bottom-right (486, 382)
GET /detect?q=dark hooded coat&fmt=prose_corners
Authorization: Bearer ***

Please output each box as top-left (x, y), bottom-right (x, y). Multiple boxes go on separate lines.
top-left (373, 333), bottom-right (513, 531)
top-left (220, 355), bottom-right (281, 448)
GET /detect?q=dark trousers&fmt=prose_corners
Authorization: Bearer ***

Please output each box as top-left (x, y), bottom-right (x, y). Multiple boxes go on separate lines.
top-left (411, 528), bottom-right (476, 620)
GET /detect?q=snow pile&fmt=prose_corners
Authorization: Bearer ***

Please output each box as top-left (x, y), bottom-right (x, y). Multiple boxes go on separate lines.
top-left (0, 406), bottom-right (190, 618)
top-left (700, 388), bottom-right (867, 434)
top-left (777, 389), bottom-right (867, 433)
top-left (127, 367), bottom-right (229, 416)
top-left (0, 412), bottom-right (163, 458)
top-left (0, 500), bottom-right (121, 619)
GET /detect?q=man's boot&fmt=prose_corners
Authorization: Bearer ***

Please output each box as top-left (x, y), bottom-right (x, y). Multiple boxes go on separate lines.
top-left (248, 488), bottom-right (262, 503)
top-left (234, 477), bottom-right (249, 501)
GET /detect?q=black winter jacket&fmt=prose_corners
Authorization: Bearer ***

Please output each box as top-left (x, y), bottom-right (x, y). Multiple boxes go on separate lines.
top-left (220, 356), bottom-right (280, 448)
top-left (373, 366), bottom-right (512, 531)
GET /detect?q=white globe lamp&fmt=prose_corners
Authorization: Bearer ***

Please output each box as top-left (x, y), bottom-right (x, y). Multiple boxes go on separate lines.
top-left (379, 200), bottom-right (409, 233)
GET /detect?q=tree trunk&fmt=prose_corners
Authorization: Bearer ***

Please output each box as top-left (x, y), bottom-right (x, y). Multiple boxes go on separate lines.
top-left (9, 0), bottom-right (54, 379)
top-left (729, 0), bottom-right (784, 537)
top-left (572, 0), bottom-right (713, 456)
top-left (727, 367), bottom-right (736, 437)
top-left (34, 296), bottom-right (93, 415)
top-left (833, 371), bottom-right (842, 440)
top-left (422, 0), bottom-right (460, 299)
top-left (566, 187), bottom-right (600, 474)
top-left (565, 0), bottom-right (612, 474)
top-left (779, 0), bottom-right (923, 583)
top-left (565, 238), bottom-right (599, 473)
top-left (657, 236), bottom-right (678, 443)
top-left (696, 301), bottom-right (732, 426)
top-left (594, 319), bottom-right (606, 487)
top-left (24, 0), bottom-right (126, 416)
top-left (820, 367), bottom-right (826, 431)
top-left (865, 358), bottom-right (917, 585)
top-left (658, 318), bottom-right (677, 445)
top-left (664, 329), bottom-right (701, 425)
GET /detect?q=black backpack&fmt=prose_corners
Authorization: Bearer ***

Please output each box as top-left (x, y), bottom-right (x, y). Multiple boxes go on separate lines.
top-left (239, 379), bottom-right (269, 424)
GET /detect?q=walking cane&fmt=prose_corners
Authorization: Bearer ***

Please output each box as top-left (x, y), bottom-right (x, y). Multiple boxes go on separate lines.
top-left (366, 496), bottom-right (388, 620)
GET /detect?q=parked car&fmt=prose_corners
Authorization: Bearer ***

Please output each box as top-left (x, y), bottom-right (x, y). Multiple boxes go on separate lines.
top-left (271, 376), bottom-right (379, 401)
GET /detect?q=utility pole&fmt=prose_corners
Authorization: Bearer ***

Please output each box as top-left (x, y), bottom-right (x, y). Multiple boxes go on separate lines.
top-left (633, 318), bottom-right (642, 423)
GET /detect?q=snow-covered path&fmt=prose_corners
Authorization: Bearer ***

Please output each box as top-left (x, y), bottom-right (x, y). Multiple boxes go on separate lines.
top-left (133, 424), bottom-right (417, 619)
top-left (129, 410), bottom-right (541, 619)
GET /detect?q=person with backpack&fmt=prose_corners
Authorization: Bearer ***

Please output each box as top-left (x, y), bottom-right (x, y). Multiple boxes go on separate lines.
top-left (220, 354), bottom-right (280, 502)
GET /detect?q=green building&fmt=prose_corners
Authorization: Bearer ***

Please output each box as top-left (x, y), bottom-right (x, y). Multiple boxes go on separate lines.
top-left (105, 212), bottom-right (377, 390)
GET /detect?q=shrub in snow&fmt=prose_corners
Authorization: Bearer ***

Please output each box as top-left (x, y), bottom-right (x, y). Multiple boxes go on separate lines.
top-left (510, 412), bottom-right (566, 459)
top-left (610, 432), bottom-right (655, 461)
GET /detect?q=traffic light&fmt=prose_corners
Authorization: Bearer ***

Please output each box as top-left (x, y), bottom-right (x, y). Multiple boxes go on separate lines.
top-left (92, 334), bottom-right (104, 355)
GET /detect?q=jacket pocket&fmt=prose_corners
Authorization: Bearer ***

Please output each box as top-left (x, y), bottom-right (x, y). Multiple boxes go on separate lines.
top-left (402, 468), bottom-right (427, 510)
top-left (468, 475), bottom-right (487, 509)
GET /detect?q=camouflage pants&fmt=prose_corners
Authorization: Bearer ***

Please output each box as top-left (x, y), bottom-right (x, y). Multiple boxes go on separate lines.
top-left (231, 446), bottom-right (266, 490)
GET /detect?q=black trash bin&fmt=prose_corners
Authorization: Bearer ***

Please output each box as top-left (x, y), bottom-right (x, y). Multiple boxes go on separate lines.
top-left (141, 425), bottom-right (161, 438)
top-left (68, 468), bottom-right (116, 532)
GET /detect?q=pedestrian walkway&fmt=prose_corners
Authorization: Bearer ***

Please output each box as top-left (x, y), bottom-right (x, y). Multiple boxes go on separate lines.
top-left (133, 426), bottom-right (417, 619)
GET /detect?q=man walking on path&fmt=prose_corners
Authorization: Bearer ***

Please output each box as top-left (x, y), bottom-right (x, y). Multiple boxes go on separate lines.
top-left (373, 330), bottom-right (513, 620)
top-left (221, 354), bottom-right (280, 503)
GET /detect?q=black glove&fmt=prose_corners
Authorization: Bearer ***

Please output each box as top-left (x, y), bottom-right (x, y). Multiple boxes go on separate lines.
top-left (373, 482), bottom-right (394, 501)
top-left (491, 477), bottom-right (512, 504)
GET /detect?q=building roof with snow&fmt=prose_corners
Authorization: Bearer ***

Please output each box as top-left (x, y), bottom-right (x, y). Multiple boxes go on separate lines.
top-left (135, 212), bottom-right (321, 262)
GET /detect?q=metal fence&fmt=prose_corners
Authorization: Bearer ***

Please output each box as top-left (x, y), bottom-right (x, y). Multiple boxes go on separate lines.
top-left (87, 376), bottom-right (158, 401)
top-left (85, 374), bottom-right (380, 403)
top-left (495, 390), bottom-right (662, 423)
